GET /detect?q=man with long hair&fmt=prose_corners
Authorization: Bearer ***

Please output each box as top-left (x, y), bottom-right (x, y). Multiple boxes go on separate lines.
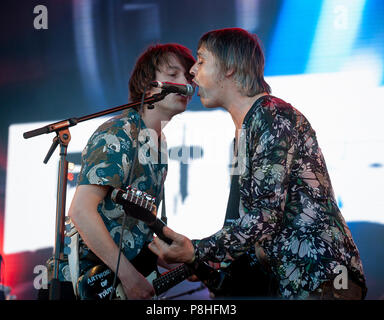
top-left (43, 43), bottom-right (195, 300)
top-left (149, 28), bottom-right (367, 300)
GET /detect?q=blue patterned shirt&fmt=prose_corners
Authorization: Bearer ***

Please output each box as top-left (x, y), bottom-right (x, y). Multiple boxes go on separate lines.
top-left (49, 109), bottom-right (167, 283)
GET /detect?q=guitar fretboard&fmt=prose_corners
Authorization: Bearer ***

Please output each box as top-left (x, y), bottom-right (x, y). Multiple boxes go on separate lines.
top-left (153, 264), bottom-right (192, 296)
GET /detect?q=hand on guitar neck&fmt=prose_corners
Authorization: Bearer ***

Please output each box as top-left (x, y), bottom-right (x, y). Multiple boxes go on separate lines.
top-left (149, 226), bottom-right (196, 265)
top-left (111, 187), bottom-right (195, 263)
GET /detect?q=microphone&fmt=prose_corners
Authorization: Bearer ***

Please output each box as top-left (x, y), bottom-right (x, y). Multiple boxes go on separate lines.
top-left (150, 81), bottom-right (194, 96)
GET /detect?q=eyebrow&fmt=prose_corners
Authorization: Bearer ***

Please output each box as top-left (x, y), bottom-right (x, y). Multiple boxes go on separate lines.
top-left (158, 64), bottom-right (182, 74)
top-left (198, 46), bottom-right (210, 56)
top-left (164, 65), bottom-right (182, 71)
top-left (197, 51), bottom-right (205, 58)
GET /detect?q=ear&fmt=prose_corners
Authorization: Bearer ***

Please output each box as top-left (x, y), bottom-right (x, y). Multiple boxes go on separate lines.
top-left (225, 68), bottom-right (235, 78)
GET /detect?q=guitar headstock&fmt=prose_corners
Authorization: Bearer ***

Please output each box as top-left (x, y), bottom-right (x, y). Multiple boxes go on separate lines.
top-left (111, 186), bottom-right (158, 223)
top-left (121, 186), bottom-right (157, 214)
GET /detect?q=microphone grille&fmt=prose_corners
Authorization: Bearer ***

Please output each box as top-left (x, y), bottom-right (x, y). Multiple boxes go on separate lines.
top-left (186, 84), bottom-right (195, 96)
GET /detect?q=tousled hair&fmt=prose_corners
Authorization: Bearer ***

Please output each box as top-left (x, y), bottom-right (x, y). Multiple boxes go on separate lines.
top-left (129, 43), bottom-right (195, 102)
top-left (198, 28), bottom-right (271, 96)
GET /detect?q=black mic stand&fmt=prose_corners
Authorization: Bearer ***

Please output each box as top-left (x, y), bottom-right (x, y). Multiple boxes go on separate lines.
top-left (23, 91), bottom-right (169, 300)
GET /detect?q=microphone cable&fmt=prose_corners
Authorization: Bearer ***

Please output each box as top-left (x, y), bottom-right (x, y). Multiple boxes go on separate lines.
top-left (109, 88), bottom-right (147, 300)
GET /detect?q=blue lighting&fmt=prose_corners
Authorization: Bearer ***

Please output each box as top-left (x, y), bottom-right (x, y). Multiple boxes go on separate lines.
top-left (306, 0), bottom-right (367, 73)
top-left (265, 0), bottom-right (323, 76)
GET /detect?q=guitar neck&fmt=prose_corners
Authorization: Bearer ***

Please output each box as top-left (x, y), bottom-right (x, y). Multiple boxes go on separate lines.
top-left (153, 264), bottom-right (192, 296)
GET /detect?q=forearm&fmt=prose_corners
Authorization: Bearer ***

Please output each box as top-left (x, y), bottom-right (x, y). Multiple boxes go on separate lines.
top-left (70, 208), bottom-right (137, 280)
top-left (68, 185), bottom-right (138, 281)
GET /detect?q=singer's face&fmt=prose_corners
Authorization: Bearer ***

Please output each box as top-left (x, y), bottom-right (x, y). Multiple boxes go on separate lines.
top-left (189, 46), bottom-right (225, 109)
top-left (149, 54), bottom-right (192, 116)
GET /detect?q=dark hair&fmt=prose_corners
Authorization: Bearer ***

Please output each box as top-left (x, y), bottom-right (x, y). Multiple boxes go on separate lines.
top-left (198, 28), bottom-right (271, 96)
top-left (129, 43), bottom-right (196, 102)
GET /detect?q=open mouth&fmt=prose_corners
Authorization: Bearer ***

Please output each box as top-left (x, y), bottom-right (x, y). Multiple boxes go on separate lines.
top-left (192, 81), bottom-right (200, 96)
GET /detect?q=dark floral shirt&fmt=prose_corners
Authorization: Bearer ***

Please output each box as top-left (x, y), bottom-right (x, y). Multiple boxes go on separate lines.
top-left (192, 95), bottom-right (366, 299)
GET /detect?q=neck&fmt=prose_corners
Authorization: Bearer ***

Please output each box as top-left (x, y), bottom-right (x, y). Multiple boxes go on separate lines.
top-left (141, 106), bottom-right (173, 137)
top-left (225, 92), bottom-right (268, 130)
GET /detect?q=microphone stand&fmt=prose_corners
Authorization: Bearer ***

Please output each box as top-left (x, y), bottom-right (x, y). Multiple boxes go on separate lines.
top-left (23, 91), bottom-right (169, 300)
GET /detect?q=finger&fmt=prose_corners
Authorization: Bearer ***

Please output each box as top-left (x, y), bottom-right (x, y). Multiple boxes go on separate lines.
top-left (162, 226), bottom-right (179, 240)
top-left (149, 238), bottom-right (170, 261)
top-left (152, 235), bottom-right (169, 249)
top-left (148, 241), bottom-right (160, 256)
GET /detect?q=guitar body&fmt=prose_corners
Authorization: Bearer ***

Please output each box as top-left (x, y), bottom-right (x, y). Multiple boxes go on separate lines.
top-left (76, 245), bottom-right (160, 300)
top-left (76, 245), bottom-right (277, 300)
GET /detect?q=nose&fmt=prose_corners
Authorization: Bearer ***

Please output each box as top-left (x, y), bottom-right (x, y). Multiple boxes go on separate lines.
top-left (189, 62), bottom-right (197, 77)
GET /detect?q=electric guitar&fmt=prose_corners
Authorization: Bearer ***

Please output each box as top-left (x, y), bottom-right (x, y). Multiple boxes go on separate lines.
top-left (76, 186), bottom-right (225, 300)
top-left (76, 249), bottom-right (194, 300)
top-left (110, 186), bottom-right (280, 299)
top-left (110, 187), bottom-right (231, 295)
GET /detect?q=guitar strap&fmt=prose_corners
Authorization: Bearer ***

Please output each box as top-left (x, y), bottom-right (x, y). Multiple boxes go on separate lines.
top-left (66, 220), bottom-right (80, 296)
top-left (223, 138), bottom-right (269, 265)
top-left (224, 139), bottom-right (241, 227)
top-left (224, 139), bottom-right (272, 276)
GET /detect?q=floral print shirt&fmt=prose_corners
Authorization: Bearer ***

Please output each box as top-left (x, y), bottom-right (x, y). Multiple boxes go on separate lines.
top-left (192, 95), bottom-right (366, 299)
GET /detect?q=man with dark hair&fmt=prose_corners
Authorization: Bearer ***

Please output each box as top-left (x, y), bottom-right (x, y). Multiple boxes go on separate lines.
top-left (149, 28), bottom-right (367, 300)
top-left (43, 43), bottom-right (195, 300)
